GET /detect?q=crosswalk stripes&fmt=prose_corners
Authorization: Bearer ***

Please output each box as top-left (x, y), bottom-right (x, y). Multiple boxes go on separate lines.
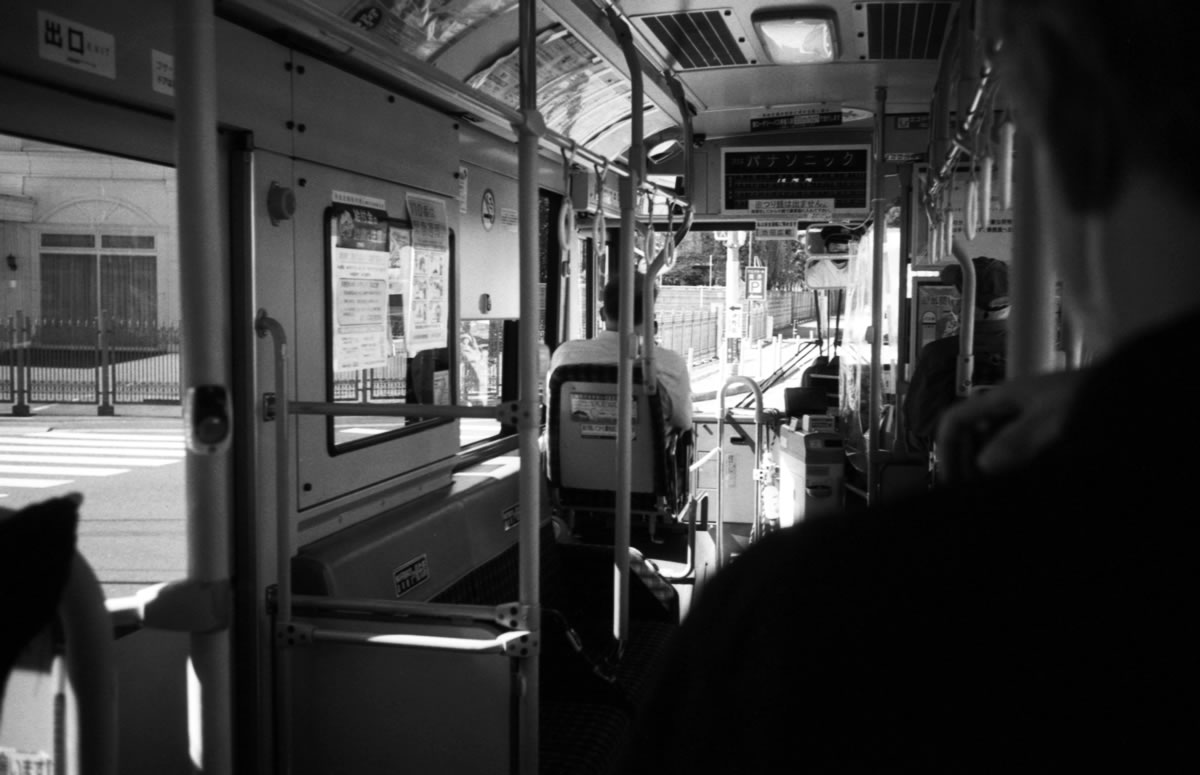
top-left (0, 429), bottom-right (185, 494)
top-left (0, 421), bottom-right (504, 498)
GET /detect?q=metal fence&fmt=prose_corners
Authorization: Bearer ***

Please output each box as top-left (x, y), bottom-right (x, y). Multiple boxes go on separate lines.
top-left (655, 290), bottom-right (818, 363)
top-left (3, 291), bottom-right (824, 413)
top-left (657, 309), bottom-right (720, 362)
top-left (3, 315), bottom-right (181, 414)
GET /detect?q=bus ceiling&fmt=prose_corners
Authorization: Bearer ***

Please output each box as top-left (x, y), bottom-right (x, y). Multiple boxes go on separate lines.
top-left (221, 0), bottom-right (958, 170)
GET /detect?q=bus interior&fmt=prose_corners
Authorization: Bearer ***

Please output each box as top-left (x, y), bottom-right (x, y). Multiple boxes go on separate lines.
top-left (0, 1), bottom-right (1064, 773)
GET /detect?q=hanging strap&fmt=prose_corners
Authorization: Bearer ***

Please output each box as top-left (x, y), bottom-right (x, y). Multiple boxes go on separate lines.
top-left (559, 144), bottom-right (577, 269)
top-left (593, 160), bottom-right (609, 285)
top-left (641, 193), bottom-right (658, 395)
top-left (557, 145), bottom-right (577, 344)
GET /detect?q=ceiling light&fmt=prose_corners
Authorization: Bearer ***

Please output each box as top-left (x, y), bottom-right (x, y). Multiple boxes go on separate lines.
top-left (753, 9), bottom-right (838, 64)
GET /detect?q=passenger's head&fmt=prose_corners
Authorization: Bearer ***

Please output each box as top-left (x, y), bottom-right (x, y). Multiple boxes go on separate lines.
top-left (988, 1), bottom-right (1199, 214)
top-left (602, 272), bottom-right (654, 331)
top-left (988, 1), bottom-right (1200, 351)
top-left (941, 257), bottom-right (1009, 315)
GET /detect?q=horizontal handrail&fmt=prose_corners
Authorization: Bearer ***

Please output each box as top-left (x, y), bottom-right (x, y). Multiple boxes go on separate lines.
top-left (105, 578), bottom-right (230, 634)
top-left (288, 400), bottom-right (505, 420)
top-left (689, 446), bottom-right (720, 473)
top-left (291, 594), bottom-right (526, 629)
top-left (304, 625), bottom-right (534, 655)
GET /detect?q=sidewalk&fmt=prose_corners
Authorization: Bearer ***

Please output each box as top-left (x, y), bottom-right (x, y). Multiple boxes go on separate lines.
top-left (1, 402), bottom-right (182, 431)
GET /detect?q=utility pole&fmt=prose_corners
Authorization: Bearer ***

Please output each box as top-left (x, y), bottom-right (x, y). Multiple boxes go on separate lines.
top-left (721, 232), bottom-right (744, 378)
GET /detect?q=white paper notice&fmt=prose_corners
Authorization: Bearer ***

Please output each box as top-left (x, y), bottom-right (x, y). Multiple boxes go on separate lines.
top-left (405, 194), bottom-right (450, 355)
top-left (332, 246), bottom-right (390, 371)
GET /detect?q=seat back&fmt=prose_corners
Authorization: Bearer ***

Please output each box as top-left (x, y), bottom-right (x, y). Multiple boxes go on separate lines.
top-left (1, 495), bottom-right (115, 775)
top-left (546, 363), bottom-right (686, 514)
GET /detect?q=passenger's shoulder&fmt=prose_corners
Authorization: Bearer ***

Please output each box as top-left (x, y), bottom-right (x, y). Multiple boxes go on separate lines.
top-left (919, 335), bottom-right (958, 360)
top-left (656, 346), bottom-right (689, 368)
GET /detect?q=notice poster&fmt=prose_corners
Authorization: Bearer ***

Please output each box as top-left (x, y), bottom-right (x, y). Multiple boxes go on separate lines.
top-left (755, 219), bottom-right (799, 241)
top-left (329, 193), bottom-right (390, 371)
top-left (405, 193), bottom-right (450, 355)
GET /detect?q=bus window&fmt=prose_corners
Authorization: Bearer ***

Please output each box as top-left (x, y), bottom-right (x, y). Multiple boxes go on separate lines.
top-left (456, 190), bottom-right (558, 448)
top-left (0, 133), bottom-right (184, 600)
top-left (458, 318), bottom-right (504, 444)
top-left (326, 208), bottom-right (454, 452)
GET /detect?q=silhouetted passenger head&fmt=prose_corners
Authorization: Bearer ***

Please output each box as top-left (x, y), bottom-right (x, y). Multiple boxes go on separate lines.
top-left (940, 257), bottom-right (1009, 312)
top-left (602, 272), bottom-right (653, 329)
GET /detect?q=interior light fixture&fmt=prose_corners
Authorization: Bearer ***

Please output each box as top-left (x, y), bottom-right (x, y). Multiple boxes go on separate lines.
top-left (753, 8), bottom-right (838, 64)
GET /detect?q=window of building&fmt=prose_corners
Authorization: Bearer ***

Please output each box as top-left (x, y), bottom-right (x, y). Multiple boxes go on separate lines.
top-left (39, 231), bottom-right (159, 347)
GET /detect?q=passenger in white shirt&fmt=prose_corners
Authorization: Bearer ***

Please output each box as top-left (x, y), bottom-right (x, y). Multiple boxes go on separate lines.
top-left (547, 272), bottom-right (692, 431)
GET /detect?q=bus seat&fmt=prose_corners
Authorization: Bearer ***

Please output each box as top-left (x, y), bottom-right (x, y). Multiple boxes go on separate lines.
top-left (1, 497), bottom-right (79, 699)
top-left (801, 355), bottom-right (840, 409)
top-left (1, 496), bottom-right (116, 775)
top-left (433, 521), bottom-right (679, 775)
top-left (545, 363), bottom-right (693, 537)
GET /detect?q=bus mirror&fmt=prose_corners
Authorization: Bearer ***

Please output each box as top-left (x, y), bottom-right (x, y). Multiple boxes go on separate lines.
top-left (805, 223), bottom-right (854, 256)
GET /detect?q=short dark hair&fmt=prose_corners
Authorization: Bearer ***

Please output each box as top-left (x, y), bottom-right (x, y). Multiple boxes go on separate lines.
top-left (602, 272), bottom-right (655, 327)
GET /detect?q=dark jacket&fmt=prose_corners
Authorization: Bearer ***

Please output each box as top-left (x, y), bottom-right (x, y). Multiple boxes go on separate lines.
top-left (904, 318), bottom-right (1007, 452)
top-left (623, 309), bottom-right (1199, 773)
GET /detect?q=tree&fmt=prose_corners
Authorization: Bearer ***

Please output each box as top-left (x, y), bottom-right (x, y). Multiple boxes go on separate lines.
top-left (748, 236), bottom-right (803, 290)
top-left (661, 230), bottom-right (724, 286)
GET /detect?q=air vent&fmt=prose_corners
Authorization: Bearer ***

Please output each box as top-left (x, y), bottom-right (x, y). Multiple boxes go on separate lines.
top-left (640, 9), bottom-right (752, 70)
top-left (865, 1), bottom-right (952, 60)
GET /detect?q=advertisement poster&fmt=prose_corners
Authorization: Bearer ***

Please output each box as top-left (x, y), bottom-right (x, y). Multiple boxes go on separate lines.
top-left (405, 193), bottom-right (450, 355)
top-left (329, 192), bottom-right (390, 372)
top-left (339, 0), bottom-right (515, 62)
top-left (466, 26), bottom-right (674, 147)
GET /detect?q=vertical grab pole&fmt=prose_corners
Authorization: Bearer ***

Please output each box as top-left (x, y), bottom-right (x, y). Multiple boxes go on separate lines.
top-left (1009, 130), bottom-right (1056, 378)
top-left (608, 6), bottom-right (641, 649)
top-left (716, 377), bottom-right (765, 567)
top-left (867, 85), bottom-right (886, 504)
top-left (516, 0), bottom-right (542, 770)
top-left (255, 313), bottom-right (292, 775)
top-left (951, 237), bottom-right (977, 396)
top-left (175, 2), bottom-right (233, 772)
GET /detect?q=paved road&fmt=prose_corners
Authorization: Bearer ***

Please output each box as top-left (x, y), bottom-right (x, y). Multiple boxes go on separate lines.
top-left (0, 410), bottom-right (502, 598)
top-left (1, 412), bottom-right (187, 598)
